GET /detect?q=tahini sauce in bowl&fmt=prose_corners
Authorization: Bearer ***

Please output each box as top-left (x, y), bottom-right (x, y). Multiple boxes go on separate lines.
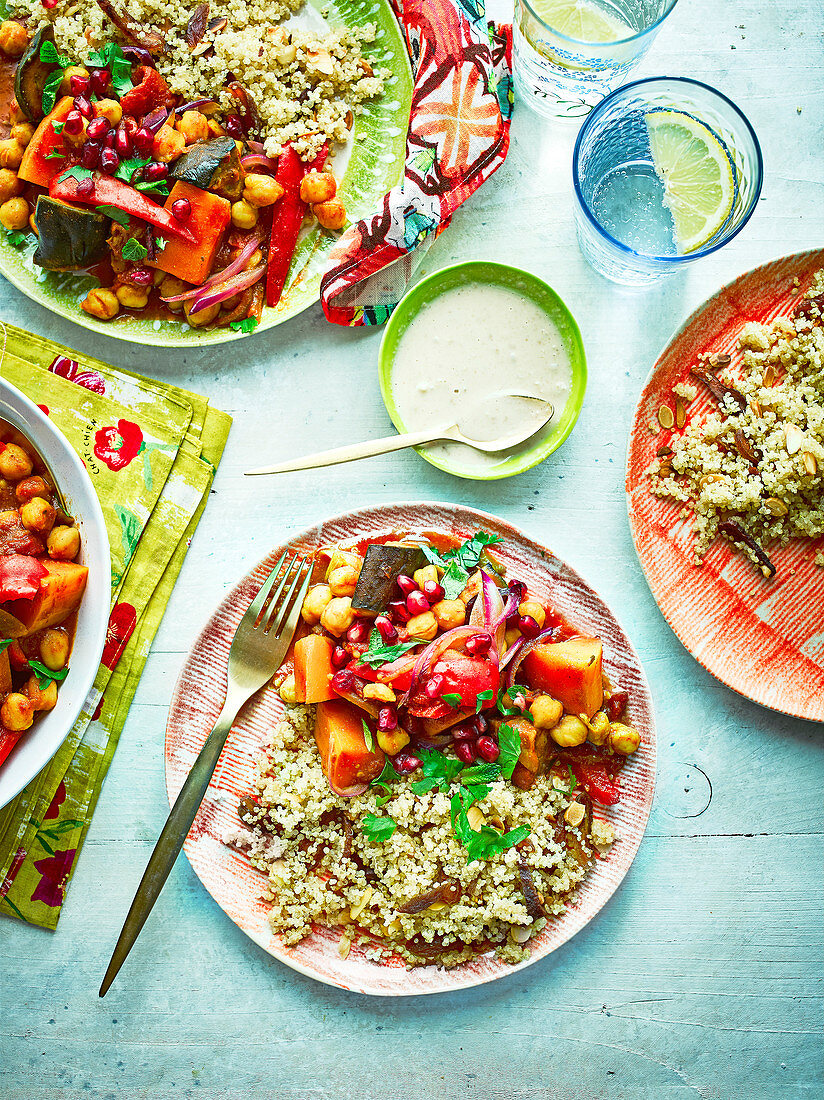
top-left (381, 265), bottom-right (585, 479)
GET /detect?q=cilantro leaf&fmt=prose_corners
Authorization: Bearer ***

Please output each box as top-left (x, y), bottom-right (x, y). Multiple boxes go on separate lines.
top-left (96, 205), bottom-right (131, 227)
top-left (360, 813), bottom-right (396, 843)
top-left (450, 784), bottom-right (529, 863)
top-left (40, 40), bottom-right (69, 67)
top-left (57, 164), bottom-right (93, 185)
top-left (41, 69), bottom-right (64, 116)
top-left (122, 237), bottom-right (148, 262)
top-left (155, 236), bottom-right (167, 251)
top-left (441, 692), bottom-right (462, 709)
top-left (28, 659), bottom-right (68, 691)
top-left (497, 723), bottom-right (522, 780)
top-left (408, 749), bottom-right (464, 795)
top-left (87, 42), bottom-right (133, 97)
top-left (44, 150), bottom-right (66, 160)
top-left (375, 793), bottom-right (391, 808)
top-left (369, 757), bottom-right (401, 797)
top-left (115, 156), bottom-right (151, 185)
top-left (357, 628), bottom-right (426, 669)
top-left (361, 719), bottom-right (373, 754)
top-left (229, 316), bottom-right (258, 334)
top-left (475, 688), bottom-right (493, 713)
top-left (422, 531), bottom-right (503, 600)
top-left (4, 229), bottom-right (29, 248)
top-left (497, 684), bottom-right (532, 720)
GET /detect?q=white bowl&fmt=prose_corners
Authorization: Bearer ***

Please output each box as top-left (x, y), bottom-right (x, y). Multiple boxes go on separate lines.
top-left (0, 378), bottom-right (110, 810)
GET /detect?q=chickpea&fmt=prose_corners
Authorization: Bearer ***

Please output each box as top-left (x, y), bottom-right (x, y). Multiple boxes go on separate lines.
top-left (585, 710), bottom-right (610, 746)
top-left (183, 299), bottom-right (220, 327)
top-left (177, 110), bottom-right (209, 144)
top-left (0, 21), bottom-right (27, 58)
top-left (405, 610), bottom-right (438, 641)
top-left (115, 282), bottom-right (150, 310)
top-left (0, 195), bottom-right (28, 230)
top-left (531, 694), bottom-right (563, 729)
top-left (320, 596), bottom-right (355, 637)
top-left (300, 172), bottom-right (337, 205)
top-left (81, 287), bottom-right (119, 321)
top-left (362, 682), bottom-right (395, 703)
top-left (242, 174), bottom-right (284, 208)
top-left (518, 601), bottom-right (546, 628)
top-left (0, 139), bottom-right (23, 170)
top-left (9, 122), bottom-right (33, 148)
top-left (23, 674), bottom-right (58, 712)
top-left (9, 98), bottom-right (26, 124)
top-left (313, 199), bottom-right (346, 231)
top-left (243, 248), bottom-right (263, 272)
top-left (608, 722), bottom-right (641, 755)
top-left (325, 548), bottom-right (361, 577)
top-left (20, 496), bottom-right (55, 534)
top-left (1, 692), bottom-right (33, 732)
top-left (59, 64), bottom-right (89, 95)
top-left (230, 199), bottom-right (259, 231)
top-left (47, 524), bottom-right (80, 561)
top-left (15, 475), bottom-right (51, 503)
top-left (93, 98), bottom-right (122, 126)
top-left (432, 599), bottom-right (465, 630)
top-left (40, 628), bottom-right (70, 671)
top-left (0, 443), bottom-right (32, 480)
top-left (504, 627), bottom-right (520, 650)
top-left (301, 583), bottom-right (333, 625)
top-left (278, 672), bottom-right (298, 704)
top-left (549, 715), bottom-right (588, 748)
top-left (0, 168), bottom-right (22, 205)
top-left (152, 123), bottom-right (184, 162)
top-left (328, 565), bottom-right (359, 598)
top-left (159, 274), bottom-right (188, 312)
top-left (377, 727), bottom-right (409, 755)
top-left (206, 118), bottom-right (225, 139)
top-left (413, 564), bottom-right (439, 587)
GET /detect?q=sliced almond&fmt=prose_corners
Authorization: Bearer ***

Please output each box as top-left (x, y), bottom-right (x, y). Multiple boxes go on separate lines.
top-left (675, 399), bottom-right (686, 429)
top-left (656, 444), bottom-right (674, 457)
top-left (427, 900), bottom-right (447, 912)
top-left (764, 497), bottom-right (788, 517)
top-left (749, 399), bottom-right (762, 417)
top-left (349, 887), bottom-right (373, 921)
top-left (785, 423), bottom-right (804, 454)
top-left (658, 405), bottom-right (674, 429)
top-left (338, 932), bottom-right (352, 959)
top-left (510, 924), bottom-right (532, 944)
top-left (564, 801), bottom-right (586, 828)
top-left (466, 805), bottom-right (486, 832)
top-left (802, 451), bottom-right (818, 476)
top-left (763, 364), bottom-right (778, 387)
top-left (699, 474), bottom-right (725, 490)
top-left (707, 352), bottom-right (731, 369)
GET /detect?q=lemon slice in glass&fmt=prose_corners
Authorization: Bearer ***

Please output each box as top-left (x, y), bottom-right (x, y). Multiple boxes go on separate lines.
top-left (531, 0), bottom-right (630, 42)
top-left (646, 109), bottom-right (736, 253)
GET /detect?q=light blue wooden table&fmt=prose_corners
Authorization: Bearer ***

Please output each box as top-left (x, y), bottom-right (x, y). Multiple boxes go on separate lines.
top-left (2, 1), bottom-right (823, 1096)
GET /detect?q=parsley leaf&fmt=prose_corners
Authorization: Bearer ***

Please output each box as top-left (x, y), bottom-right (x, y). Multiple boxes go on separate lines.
top-left (57, 164), bottom-right (93, 185)
top-left (229, 316), bottom-right (258, 334)
top-left (496, 723), bottom-right (522, 780)
top-left (41, 69), bottom-right (64, 116)
top-left (375, 793), bottom-right (391, 808)
top-left (122, 237), bottom-right (148, 262)
top-left (475, 688), bottom-right (493, 713)
top-left (441, 692), bottom-right (462, 709)
top-left (369, 757), bottom-right (401, 798)
top-left (4, 229), bottom-right (29, 248)
top-left (115, 156), bottom-right (151, 186)
top-left (28, 659), bottom-right (68, 691)
top-left (154, 236), bottom-right (167, 252)
top-left (422, 531), bottom-right (503, 600)
top-left (408, 749), bottom-right (464, 795)
top-left (451, 785), bottom-right (529, 863)
top-left (357, 628), bottom-right (426, 669)
top-left (96, 205), bottom-right (131, 227)
top-left (360, 813), bottom-right (396, 843)
top-left (40, 40), bottom-right (69, 67)
top-left (87, 42), bottom-right (133, 98)
top-left (497, 684), bottom-right (532, 721)
top-left (44, 150), bottom-right (66, 160)
top-left (361, 719), bottom-right (373, 754)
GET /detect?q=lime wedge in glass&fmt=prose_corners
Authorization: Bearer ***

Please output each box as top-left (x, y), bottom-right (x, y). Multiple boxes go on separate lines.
top-left (646, 109), bottom-right (736, 253)
top-left (531, 0), bottom-right (631, 42)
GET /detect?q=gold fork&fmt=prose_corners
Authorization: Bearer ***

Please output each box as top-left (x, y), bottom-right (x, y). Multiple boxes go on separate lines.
top-left (99, 552), bottom-right (313, 996)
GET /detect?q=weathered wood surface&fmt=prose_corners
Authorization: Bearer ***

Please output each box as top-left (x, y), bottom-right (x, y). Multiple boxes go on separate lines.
top-left (2, 1), bottom-right (823, 1096)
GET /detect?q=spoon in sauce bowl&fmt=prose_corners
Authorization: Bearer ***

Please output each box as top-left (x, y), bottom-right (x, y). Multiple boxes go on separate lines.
top-left (245, 393), bottom-right (554, 476)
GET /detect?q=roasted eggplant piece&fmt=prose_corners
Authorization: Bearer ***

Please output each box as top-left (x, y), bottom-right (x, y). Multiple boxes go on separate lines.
top-left (14, 25), bottom-right (57, 123)
top-left (168, 137), bottom-right (244, 200)
top-left (351, 544), bottom-right (426, 611)
top-left (33, 197), bottom-right (110, 271)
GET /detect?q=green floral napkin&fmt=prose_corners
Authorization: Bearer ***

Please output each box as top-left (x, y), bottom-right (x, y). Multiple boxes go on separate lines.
top-left (0, 325), bottom-right (231, 928)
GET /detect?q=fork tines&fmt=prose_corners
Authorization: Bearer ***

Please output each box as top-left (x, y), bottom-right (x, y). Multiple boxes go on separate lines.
top-left (253, 553), bottom-right (313, 636)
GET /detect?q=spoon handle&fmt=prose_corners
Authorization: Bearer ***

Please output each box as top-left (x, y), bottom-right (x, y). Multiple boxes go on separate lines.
top-left (244, 425), bottom-right (454, 475)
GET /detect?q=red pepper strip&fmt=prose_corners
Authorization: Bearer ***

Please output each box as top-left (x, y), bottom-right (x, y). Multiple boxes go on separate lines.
top-left (0, 555), bottom-right (47, 602)
top-left (51, 173), bottom-right (197, 244)
top-left (570, 761), bottom-right (621, 806)
top-left (120, 66), bottom-right (170, 118)
top-left (266, 142), bottom-right (328, 308)
top-left (0, 727), bottom-right (23, 768)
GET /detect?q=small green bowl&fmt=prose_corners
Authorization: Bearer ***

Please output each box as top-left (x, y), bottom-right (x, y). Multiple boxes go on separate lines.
top-left (378, 261), bottom-right (587, 481)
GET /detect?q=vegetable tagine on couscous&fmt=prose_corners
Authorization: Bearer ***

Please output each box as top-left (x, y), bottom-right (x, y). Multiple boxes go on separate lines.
top-left (229, 529), bottom-right (642, 969)
top-left (0, 0), bottom-right (387, 329)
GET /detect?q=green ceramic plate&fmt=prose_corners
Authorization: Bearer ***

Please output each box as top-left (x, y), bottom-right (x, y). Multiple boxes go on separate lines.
top-left (378, 261), bottom-right (587, 481)
top-left (0, 0), bottom-right (412, 346)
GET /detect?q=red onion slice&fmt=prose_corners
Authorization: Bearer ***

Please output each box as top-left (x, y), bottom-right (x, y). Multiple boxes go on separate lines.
top-left (162, 235), bottom-right (262, 303)
top-left (329, 779), bottom-right (369, 798)
top-left (241, 153), bottom-right (279, 172)
top-left (176, 97), bottom-right (218, 115)
top-left (505, 627), bottom-right (556, 690)
top-left (499, 635), bottom-right (525, 672)
top-left (188, 264), bottom-right (265, 315)
top-left (401, 625), bottom-right (479, 706)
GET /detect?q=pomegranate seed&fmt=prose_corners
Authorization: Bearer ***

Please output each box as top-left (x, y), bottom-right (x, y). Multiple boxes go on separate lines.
top-left (104, 129), bottom-right (117, 149)
top-left (80, 141), bottom-right (100, 169)
top-left (465, 633), bottom-right (491, 657)
top-left (346, 620), bottom-right (369, 645)
top-left (330, 668), bottom-right (354, 694)
top-left (452, 721), bottom-right (474, 741)
top-left (395, 574), bottom-right (416, 596)
top-left (76, 175), bottom-right (94, 198)
top-left (132, 127), bottom-right (155, 156)
top-left (455, 740), bottom-right (477, 765)
top-left (224, 113), bottom-right (243, 138)
top-left (508, 579), bottom-right (527, 603)
top-left (63, 110), bottom-right (84, 136)
top-left (74, 95), bottom-right (93, 119)
top-left (171, 196), bottom-right (191, 222)
top-left (406, 590), bottom-right (429, 616)
top-left (330, 645), bottom-right (349, 669)
top-left (422, 579), bottom-right (445, 604)
top-left (387, 599), bottom-right (411, 624)
top-left (69, 73), bottom-right (90, 97)
top-left (424, 673), bottom-right (445, 700)
top-left (142, 161), bottom-right (167, 182)
top-left (86, 116), bottom-right (110, 141)
top-left (605, 691), bottom-right (629, 721)
top-left (476, 735), bottom-right (500, 763)
top-left (374, 615), bottom-right (397, 643)
top-left (90, 68), bottom-right (110, 96)
top-left (393, 753), bottom-right (422, 776)
top-left (473, 714), bottom-right (489, 735)
top-left (517, 614), bottom-right (541, 639)
top-left (125, 267), bottom-right (154, 286)
top-left (100, 147), bottom-right (119, 174)
top-left (115, 129), bottom-right (133, 158)
top-left (377, 707), bottom-right (397, 732)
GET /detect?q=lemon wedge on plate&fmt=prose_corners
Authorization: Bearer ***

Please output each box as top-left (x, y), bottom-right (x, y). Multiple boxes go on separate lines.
top-left (646, 109), bottom-right (736, 253)
top-left (531, 0), bottom-right (630, 42)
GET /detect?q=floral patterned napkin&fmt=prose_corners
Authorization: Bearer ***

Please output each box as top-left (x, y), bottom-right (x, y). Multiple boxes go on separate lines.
top-left (0, 326), bottom-right (231, 928)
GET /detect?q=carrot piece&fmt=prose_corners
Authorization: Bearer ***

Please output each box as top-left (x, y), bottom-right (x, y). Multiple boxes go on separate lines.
top-left (522, 637), bottom-right (604, 718)
top-left (4, 559), bottom-right (88, 633)
top-left (149, 181), bottom-right (230, 285)
top-left (18, 96), bottom-right (74, 188)
top-left (314, 699), bottom-right (384, 794)
top-left (293, 634), bottom-right (336, 704)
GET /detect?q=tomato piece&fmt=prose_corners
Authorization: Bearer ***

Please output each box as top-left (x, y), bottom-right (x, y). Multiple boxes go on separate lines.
top-left (433, 651), bottom-right (499, 710)
top-left (0, 512), bottom-right (45, 556)
top-left (0, 554), bottom-right (47, 602)
top-left (120, 66), bottom-right (170, 117)
top-left (0, 727), bottom-right (22, 767)
top-left (571, 761), bottom-right (621, 806)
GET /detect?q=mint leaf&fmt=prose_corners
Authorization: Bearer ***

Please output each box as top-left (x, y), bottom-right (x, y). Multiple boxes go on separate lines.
top-left (40, 40), bottom-right (69, 67)
top-left (357, 628), bottom-right (426, 669)
top-left (361, 813), bottom-right (396, 843)
top-left (96, 204), bottom-right (130, 227)
top-left (441, 692), bottom-right (461, 709)
top-left (497, 723), bottom-right (522, 780)
top-left (41, 69), bottom-right (63, 116)
top-left (361, 718), bottom-right (373, 754)
top-left (122, 237), bottom-right (148, 261)
top-left (51, 121), bottom-right (64, 135)
top-left (57, 164), bottom-right (93, 185)
top-left (457, 762), bottom-right (499, 788)
top-left (136, 179), bottom-right (169, 196)
top-left (475, 688), bottom-right (493, 713)
top-left (0, 638), bottom-right (13, 653)
top-left (229, 316), bottom-right (258, 334)
top-left (28, 659), bottom-right (68, 691)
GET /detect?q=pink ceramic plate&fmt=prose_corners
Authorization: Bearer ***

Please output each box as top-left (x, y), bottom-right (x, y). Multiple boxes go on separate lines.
top-left (165, 502), bottom-right (656, 995)
top-left (627, 250), bottom-right (824, 722)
